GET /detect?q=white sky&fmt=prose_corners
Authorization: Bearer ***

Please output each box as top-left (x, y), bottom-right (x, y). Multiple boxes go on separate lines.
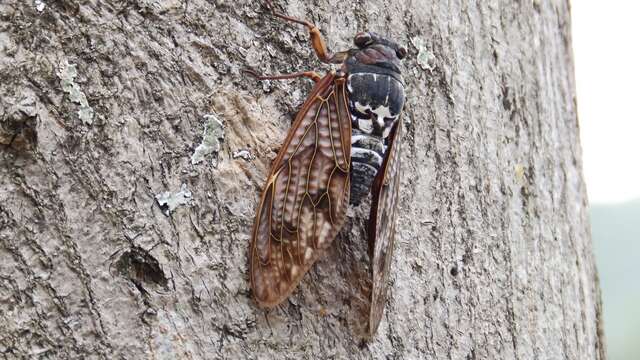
top-left (572, 2), bottom-right (640, 204)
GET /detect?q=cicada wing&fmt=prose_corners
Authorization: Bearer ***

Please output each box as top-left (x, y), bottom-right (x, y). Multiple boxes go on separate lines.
top-left (250, 73), bottom-right (352, 308)
top-left (367, 117), bottom-right (403, 336)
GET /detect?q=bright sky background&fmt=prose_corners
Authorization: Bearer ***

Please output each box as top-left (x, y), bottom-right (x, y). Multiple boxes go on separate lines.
top-left (572, 1), bottom-right (640, 204)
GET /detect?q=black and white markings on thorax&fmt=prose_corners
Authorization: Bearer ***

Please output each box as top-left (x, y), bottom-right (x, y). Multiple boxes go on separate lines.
top-left (347, 72), bottom-right (405, 205)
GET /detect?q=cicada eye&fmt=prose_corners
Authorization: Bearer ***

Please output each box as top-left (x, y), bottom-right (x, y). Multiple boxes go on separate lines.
top-left (396, 46), bottom-right (407, 59)
top-left (354, 32), bottom-right (373, 48)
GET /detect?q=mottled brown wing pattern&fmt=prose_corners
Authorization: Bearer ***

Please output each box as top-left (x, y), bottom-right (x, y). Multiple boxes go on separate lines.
top-left (367, 117), bottom-right (403, 336)
top-left (251, 72), bottom-right (352, 307)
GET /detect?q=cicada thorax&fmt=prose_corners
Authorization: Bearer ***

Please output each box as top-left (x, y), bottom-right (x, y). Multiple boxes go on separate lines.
top-left (344, 44), bottom-right (406, 205)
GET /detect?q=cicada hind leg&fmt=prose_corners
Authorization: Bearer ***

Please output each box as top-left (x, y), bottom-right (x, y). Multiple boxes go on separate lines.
top-left (243, 69), bottom-right (323, 127)
top-left (244, 69), bottom-right (322, 83)
top-left (264, 0), bottom-right (349, 64)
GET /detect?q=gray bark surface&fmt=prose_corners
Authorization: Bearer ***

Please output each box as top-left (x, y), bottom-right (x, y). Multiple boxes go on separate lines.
top-left (0, 0), bottom-right (605, 359)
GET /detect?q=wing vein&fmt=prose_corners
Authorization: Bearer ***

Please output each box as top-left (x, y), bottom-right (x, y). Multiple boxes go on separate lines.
top-left (250, 73), bottom-right (352, 308)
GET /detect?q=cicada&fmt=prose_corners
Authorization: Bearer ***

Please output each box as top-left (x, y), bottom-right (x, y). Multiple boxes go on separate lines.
top-left (248, 1), bottom-right (406, 337)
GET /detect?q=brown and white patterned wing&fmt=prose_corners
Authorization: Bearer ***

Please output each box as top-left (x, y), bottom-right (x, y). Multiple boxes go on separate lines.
top-left (250, 73), bottom-right (352, 308)
top-left (367, 117), bottom-right (403, 336)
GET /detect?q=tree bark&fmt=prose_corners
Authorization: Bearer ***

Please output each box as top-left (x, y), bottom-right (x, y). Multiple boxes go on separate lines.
top-left (0, 0), bottom-right (605, 359)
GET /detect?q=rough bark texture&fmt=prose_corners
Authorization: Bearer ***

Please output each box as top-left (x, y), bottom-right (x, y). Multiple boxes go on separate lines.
top-left (0, 0), bottom-right (605, 359)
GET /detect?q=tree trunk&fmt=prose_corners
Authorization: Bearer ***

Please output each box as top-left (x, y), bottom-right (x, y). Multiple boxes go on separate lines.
top-left (0, 0), bottom-right (605, 359)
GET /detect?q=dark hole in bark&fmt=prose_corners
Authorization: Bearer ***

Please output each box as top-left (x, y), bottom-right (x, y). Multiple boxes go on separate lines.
top-left (115, 247), bottom-right (168, 287)
top-left (1, 110), bottom-right (38, 151)
top-left (157, 202), bottom-right (170, 214)
top-left (450, 266), bottom-right (459, 276)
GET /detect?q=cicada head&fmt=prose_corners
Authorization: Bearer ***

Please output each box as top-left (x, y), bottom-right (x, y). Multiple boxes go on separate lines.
top-left (346, 32), bottom-right (407, 79)
top-left (354, 32), bottom-right (407, 58)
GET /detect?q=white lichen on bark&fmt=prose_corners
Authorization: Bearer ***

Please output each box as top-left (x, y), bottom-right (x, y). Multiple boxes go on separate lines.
top-left (155, 183), bottom-right (192, 216)
top-left (57, 59), bottom-right (94, 125)
top-left (191, 113), bottom-right (225, 166)
top-left (411, 37), bottom-right (436, 72)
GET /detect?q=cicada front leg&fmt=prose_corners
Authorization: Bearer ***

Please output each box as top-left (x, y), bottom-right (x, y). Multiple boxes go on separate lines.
top-left (264, 0), bottom-right (350, 64)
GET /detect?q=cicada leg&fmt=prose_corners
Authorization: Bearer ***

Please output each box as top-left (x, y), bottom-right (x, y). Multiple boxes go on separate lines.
top-left (243, 69), bottom-right (322, 128)
top-left (244, 69), bottom-right (322, 83)
top-left (265, 1), bottom-right (350, 64)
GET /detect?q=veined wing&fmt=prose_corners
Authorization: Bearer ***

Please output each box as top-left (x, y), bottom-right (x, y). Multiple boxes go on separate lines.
top-left (250, 72), bottom-right (352, 307)
top-left (367, 117), bottom-right (403, 336)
